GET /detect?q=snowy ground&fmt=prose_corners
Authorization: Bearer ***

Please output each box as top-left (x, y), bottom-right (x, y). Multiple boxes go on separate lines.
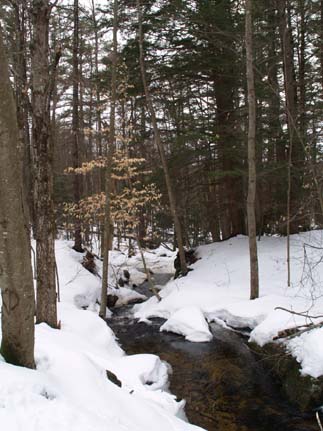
top-left (58, 240), bottom-right (176, 311)
top-left (2, 231), bottom-right (323, 430)
top-left (0, 241), bottom-right (202, 431)
top-left (134, 231), bottom-right (323, 379)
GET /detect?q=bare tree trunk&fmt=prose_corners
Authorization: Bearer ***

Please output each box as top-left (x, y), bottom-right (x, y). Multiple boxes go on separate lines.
top-left (277, 0), bottom-right (298, 286)
top-left (91, 0), bottom-right (104, 251)
top-left (91, 0), bottom-right (103, 188)
top-left (245, 0), bottom-right (259, 300)
top-left (13, 2), bottom-right (33, 229)
top-left (136, 0), bottom-right (188, 276)
top-left (99, 0), bottom-right (118, 318)
top-left (0, 28), bottom-right (35, 368)
top-left (298, 0), bottom-right (306, 144)
top-left (31, 0), bottom-right (58, 327)
top-left (72, 0), bottom-right (83, 252)
top-left (321, 0), bottom-right (323, 93)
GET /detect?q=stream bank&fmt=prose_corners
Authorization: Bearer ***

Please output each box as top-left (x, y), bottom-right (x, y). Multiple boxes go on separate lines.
top-left (107, 274), bottom-right (319, 430)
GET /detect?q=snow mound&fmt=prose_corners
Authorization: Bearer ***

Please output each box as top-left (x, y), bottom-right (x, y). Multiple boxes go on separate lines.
top-left (114, 287), bottom-right (146, 306)
top-left (160, 306), bottom-right (213, 342)
top-left (287, 328), bottom-right (323, 378)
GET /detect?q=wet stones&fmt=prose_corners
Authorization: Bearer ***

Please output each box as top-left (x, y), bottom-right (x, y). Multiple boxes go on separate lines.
top-left (107, 294), bottom-right (118, 308)
top-left (250, 341), bottom-right (323, 412)
top-left (117, 269), bottom-right (131, 288)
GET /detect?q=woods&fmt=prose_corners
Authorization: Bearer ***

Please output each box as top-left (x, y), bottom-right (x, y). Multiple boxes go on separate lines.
top-left (1, 0), bottom-right (323, 356)
top-left (2, 1), bottom-right (323, 429)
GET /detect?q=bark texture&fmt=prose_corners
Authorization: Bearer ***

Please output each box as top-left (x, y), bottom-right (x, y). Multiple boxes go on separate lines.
top-left (31, 0), bottom-right (57, 327)
top-left (0, 28), bottom-right (35, 368)
top-left (99, 0), bottom-right (118, 318)
top-left (245, 0), bottom-right (259, 300)
top-left (72, 0), bottom-right (83, 252)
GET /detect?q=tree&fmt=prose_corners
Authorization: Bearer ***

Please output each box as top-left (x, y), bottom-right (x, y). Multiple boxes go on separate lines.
top-left (72, 0), bottom-right (83, 252)
top-left (99, 0), bottom-right (118, 318)
top-left (0, 27), bottom-right (35, 368)
top-left (31, 0), bottom-right (59, 327)
top-left (245, 0), bottom-right (259, 299)
top-left (136, 0), bottom-right (188, 276)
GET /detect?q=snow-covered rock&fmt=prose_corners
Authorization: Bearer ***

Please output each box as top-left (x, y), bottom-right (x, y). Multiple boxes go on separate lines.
top-left (160, 306), bottom-right (212, 342)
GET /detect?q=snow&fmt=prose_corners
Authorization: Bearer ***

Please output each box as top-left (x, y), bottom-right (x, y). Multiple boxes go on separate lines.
top-left (134, 231), bottom-right (323, 379)
top-left (287, 328), bottom-right (323, 378)
top-left (3, 230), bottom-right (323, 428)
top-left (0, 240), bottom-right (203, 431)
top-left (160, 306), bottom-right (212, 342)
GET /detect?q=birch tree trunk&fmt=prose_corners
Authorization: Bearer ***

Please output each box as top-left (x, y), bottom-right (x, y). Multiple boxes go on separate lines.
top-left (136, 0), bottom-right (188, 276)
top-left (99, 0), bottom-right (118, 318)
top-left (0, 28), bottom-right (35, 368)
top-left (245, 0), bottom-right (259, 300)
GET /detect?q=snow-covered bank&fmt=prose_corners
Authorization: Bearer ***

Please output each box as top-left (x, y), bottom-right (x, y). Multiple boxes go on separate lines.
top-left (134, 231), bottom-right (323, 379)
top-left (0, 241), bottom-right (202, 431)
top-left (56, 241), bottom-right (175, 310)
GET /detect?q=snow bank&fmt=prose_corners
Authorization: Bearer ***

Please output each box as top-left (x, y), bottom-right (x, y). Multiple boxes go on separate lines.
top-left (134, 231), bottom-right (323, 379)
top-left (287, 328), bottom-right (323, 378)
top-left (160, 306), bottom-right (212, 342)
top-left (0, 240), bottom-right (203, 431)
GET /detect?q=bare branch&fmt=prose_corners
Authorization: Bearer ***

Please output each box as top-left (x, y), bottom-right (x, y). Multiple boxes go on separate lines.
top-left (273, 320), bottom-right (323, 341)
top-left (274, 306), bottom-right (323, 320)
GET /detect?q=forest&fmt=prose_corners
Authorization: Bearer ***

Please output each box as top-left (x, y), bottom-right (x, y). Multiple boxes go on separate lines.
top-left (1, 0), bottom-right (323, 430)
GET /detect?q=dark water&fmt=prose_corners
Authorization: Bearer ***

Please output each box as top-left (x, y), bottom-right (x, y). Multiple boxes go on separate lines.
top-left (107, 274), bottom-right (318, 431)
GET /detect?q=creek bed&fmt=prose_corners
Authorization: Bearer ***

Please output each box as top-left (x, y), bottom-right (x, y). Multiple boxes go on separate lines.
top-left (107, 274), bottom-right (318, 431)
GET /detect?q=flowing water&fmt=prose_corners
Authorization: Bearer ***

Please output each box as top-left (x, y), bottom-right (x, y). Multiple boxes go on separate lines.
top-left (107, 274), bottom-right (318, 431)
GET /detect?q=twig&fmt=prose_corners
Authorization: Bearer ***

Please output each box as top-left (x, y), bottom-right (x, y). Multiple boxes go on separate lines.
top-left (161, 242), bottom-right (174, 252)
top-left (274, 306), bottom-right (323, 320)
top-left (316, 412), bottom-right (323, 431)
top-left (303, 243), bottom-right (323, 251)
top-left (65, 268), bottom-right (83, 285)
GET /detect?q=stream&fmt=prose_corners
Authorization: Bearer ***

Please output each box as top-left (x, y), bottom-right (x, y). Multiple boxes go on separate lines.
top-left (107, 273), bottom-right (318, 431)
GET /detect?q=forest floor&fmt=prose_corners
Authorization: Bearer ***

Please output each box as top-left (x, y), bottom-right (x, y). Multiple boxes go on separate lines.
top-left (1, 231), bottom-right (323, 430)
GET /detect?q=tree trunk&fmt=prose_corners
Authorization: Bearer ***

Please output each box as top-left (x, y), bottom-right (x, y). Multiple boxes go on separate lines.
top-left (0, 28), bottom-right (35, 368)
top-left (137, 0), bottom-right (188, 276)
top-left (13, 2), bottom-right (34, 230)
top-left (99, 0), bottom-right (118, 318)
top-left (31, 0), bottom-right (57, 327)
top-left (245, 0), bottom-right (259, 300)
top-left (321, 0), bottom-right (323, 93)
top-left (91, 0), bottom-right (104, 192)
top-left (277, 0), bottom-right (299, 285)
top-left (72, 0), bottom-right (83, 252)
